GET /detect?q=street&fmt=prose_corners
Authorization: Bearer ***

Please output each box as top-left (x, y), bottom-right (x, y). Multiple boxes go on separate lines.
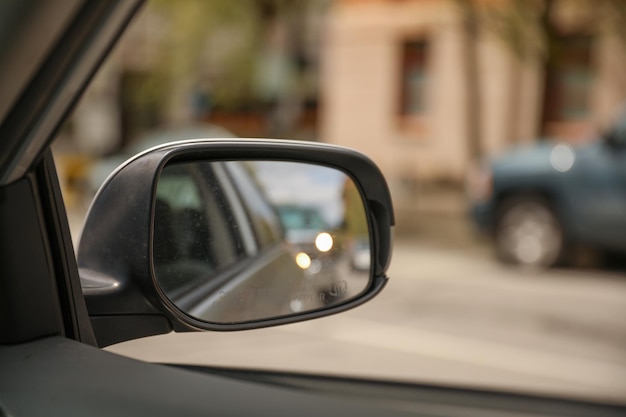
top-left (107, 239), bottom-right (626, 404)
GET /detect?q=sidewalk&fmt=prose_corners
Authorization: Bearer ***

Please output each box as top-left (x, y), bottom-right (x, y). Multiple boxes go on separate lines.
top-left (391, 185), bottom-right (489, 253)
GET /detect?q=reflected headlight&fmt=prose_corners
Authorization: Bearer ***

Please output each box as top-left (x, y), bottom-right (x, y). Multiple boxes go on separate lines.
top-left (295, 252), bottom-right (312, 269)
top-left (315, 232), bottom-right (333, 252)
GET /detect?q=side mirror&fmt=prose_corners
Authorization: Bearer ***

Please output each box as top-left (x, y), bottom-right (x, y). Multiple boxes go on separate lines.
top-left (78, 139), bottom-right (394, 346)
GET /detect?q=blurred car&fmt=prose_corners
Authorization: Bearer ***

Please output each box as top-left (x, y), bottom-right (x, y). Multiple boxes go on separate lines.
top-left (87, 124), bottom-right (235, 195)
top-left (468, 114), bottom-right (626, 267)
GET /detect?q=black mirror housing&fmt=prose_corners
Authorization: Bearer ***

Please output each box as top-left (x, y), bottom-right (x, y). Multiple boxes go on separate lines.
top-left (78, 139), bottom-right (394, 347)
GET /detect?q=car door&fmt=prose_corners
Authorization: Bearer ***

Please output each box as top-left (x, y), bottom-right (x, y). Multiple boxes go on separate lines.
top-left (570, 138), bottom-right (626, 251)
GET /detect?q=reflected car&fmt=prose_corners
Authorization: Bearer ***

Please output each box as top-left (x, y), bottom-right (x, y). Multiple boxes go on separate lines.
top-left (468, 115), bottom-right (626, 267)
top-left (273, 204), bottom-right (348, 304)
top-left (276, 205), bottom-right (336, 271)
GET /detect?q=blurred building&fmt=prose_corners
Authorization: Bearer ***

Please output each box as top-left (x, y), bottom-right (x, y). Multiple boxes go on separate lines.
top-left (321, 0), bottom-right (626, 188)
top-left (66, 0), bottom-right (328, 158)
top-left (61, 0), bottom-right (626, 221)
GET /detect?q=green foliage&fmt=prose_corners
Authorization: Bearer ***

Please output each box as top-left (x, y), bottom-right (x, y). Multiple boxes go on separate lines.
top-left (150, 0), bottom-right (261, 108)
top-left (481, 0), bottom-right (546, 61)
top-left (478, 0), bottom-right (626, 63)
top-left (116, 0), bottom-right (329, 127)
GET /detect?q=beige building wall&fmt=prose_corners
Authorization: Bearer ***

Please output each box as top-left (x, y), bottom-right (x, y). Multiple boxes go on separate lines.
top-left (320, 0), bottom-right (626, 187)
top-left (321, 0), bottom-right (465, 185)
top-left (321, 0), bottom-right (515, 186)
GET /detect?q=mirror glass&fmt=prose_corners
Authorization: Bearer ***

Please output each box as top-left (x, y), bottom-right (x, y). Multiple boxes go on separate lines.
top-left (153, 160), bottom-right (371, 324)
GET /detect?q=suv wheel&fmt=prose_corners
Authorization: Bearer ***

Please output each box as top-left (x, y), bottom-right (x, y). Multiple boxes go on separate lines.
top-left (495, 196), bottom-right (563, 268)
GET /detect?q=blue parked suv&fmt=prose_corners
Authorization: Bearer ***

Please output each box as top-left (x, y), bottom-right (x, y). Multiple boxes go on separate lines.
top-left (468, 115), bottom-right (626, 267)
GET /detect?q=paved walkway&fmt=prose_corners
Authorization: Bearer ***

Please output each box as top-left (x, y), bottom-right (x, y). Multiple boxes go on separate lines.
top-left (392, 186), bottom-right (488, 253)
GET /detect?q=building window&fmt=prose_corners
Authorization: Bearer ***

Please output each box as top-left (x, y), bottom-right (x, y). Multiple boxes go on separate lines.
top-left (399, 39), bottom-right (429, 116)
top-left (544, 34), bottom-right (593, 122)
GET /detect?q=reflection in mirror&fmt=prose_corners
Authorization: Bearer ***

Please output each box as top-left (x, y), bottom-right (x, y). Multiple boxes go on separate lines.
top-left (153, 160), bottom-right (371, 324)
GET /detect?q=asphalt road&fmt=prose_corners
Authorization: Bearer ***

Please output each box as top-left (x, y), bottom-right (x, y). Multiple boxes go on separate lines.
top-left (107, 240), bottom-right (626, 404)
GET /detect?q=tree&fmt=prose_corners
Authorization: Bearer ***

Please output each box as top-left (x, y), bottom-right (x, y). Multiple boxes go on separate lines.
top-left (145, 0), bottom-right (326, 133)
top-left (456, 0), bottom-right (483, 161)
top-left (483, 0), bottom-right (626, 138)
top-left (455, 0), bottom-right (626, 152)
